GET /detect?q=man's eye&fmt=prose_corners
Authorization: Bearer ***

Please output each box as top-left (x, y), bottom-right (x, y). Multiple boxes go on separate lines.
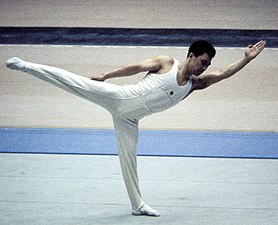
top-left (201, 61), bottom-right (211, 67)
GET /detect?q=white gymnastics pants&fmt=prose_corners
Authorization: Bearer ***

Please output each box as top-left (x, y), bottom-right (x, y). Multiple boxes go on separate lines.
top-left (20, 61), bottom-right (152, 210)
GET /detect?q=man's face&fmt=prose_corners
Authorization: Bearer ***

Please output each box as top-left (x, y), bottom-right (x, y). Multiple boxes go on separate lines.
top-left (189, 53), bottom-right (212, 76)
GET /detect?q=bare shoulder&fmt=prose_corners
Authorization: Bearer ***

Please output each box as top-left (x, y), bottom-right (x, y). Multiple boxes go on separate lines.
top-left (155, 55), bottom-right (174, 64)
top-left (154, 55), bottom-right (175, 74)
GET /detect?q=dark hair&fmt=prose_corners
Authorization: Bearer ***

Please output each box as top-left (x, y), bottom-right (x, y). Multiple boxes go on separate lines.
top-left (187, 40), bottom-right (216, 58)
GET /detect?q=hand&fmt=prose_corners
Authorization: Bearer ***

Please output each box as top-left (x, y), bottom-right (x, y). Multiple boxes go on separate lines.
top-left (244, 40), bottom-right (266, 61)
top-left (88, 73), bottom-right (106, 81)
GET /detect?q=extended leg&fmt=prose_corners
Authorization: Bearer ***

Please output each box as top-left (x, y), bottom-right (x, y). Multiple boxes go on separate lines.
top-left (6, 57), bottom-right (120, 112)
top-left (113, 116), bottom-right (160, 216)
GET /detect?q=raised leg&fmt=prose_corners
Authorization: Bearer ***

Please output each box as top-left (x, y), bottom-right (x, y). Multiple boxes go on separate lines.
top-left (6, 57), bottom-right (120, 112)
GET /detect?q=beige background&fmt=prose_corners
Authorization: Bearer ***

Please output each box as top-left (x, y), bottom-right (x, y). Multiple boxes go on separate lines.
top-left (1, 0), bottom-right (277, 29)
top-left (0, 0), bottom-right (277, 132)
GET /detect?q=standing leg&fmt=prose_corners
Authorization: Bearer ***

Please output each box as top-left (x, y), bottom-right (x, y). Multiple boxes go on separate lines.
top-left (113, 116), bottom-right (160, 216)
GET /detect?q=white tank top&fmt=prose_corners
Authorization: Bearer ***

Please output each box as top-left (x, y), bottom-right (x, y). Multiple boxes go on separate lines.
top-left (135, 59), bottom-right (192, 113)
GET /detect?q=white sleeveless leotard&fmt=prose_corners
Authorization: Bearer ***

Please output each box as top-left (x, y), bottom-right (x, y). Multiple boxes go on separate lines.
top-left (123, 59), bottom-right (192, 113)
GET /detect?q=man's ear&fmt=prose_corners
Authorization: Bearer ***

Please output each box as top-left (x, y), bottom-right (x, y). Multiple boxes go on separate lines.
top-left (188, 52), bottom-right (194, 58)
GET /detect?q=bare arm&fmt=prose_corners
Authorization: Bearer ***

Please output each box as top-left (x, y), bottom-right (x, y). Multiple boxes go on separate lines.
top-left (89, 55), bottom-right (170, 81)
top-left (195, 40), bottom-right (266, 90)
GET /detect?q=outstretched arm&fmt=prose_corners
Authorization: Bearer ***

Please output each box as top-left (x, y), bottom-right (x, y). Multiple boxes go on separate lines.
top-left (194, 40), bottom-right (266, 90)
top-left (88, 55), bottom-right (169, 81)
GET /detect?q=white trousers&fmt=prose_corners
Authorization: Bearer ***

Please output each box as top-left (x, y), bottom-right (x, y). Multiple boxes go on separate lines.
top-left (22, 62), bottom-right (152, 210)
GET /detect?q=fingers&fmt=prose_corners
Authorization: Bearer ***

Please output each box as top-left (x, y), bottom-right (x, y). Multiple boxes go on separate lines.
top-left (254, 40), bottom-right (266, 51)
top-left (245, 40), bottom-right (266, 60)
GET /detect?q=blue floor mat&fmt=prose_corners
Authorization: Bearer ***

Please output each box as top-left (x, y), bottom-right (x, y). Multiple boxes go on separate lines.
top-left (0, 128), bottom-right (277, 159)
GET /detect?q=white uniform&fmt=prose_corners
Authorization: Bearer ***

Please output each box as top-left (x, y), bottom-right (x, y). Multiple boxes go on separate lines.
top-left (7, 58), bottom-right (192, 211)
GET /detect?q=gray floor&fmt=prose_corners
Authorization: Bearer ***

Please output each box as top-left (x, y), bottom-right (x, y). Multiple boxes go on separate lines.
top-left (1, 1), bottom-right (278, 224)
top-left (1, 154), bottom-right (278, 225)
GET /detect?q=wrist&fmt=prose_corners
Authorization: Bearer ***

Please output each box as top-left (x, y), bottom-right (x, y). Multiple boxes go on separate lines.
top-left (243, 56), bottom-right (252, 64)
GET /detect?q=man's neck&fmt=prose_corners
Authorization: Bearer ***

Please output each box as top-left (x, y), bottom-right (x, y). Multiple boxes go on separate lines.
top-left (177, 61), bottom-right (192, 86)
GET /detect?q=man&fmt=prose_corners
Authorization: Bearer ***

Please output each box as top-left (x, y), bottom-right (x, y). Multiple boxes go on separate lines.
top-left (6, 40), bottom-right (266, 217)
